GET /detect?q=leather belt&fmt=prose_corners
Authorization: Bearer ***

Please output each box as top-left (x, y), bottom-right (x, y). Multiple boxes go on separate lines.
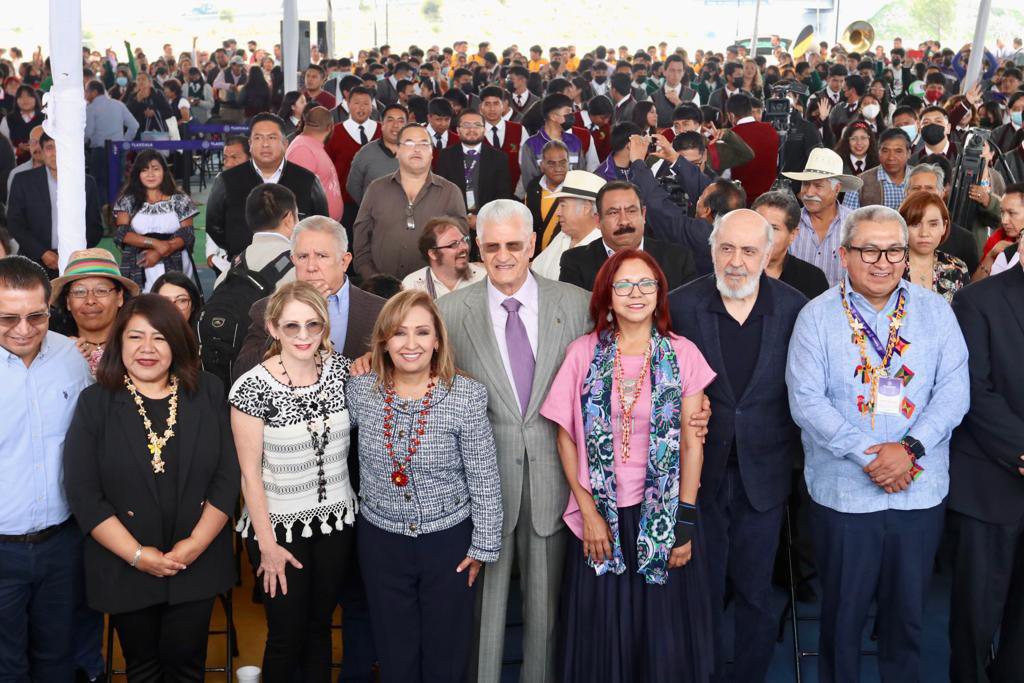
top-left (0, 517), bottom-right (73, 544)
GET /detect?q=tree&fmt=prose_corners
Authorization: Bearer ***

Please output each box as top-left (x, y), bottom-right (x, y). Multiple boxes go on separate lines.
top-left (422, 0), bottom-right (441, 23)
top-left (908, 0), bottom-right (956, 45)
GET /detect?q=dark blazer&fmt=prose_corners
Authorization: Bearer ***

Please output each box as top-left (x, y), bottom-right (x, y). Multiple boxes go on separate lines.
top-left (509, 91), bottom-right (541, 123)
top-left (558, 236), bottom-right (696, 292)
top-left (435, 143), bottom-right (513, 212)
top-left (779, 254), bottom-right (830, 300)
top-left (6, 166), bottom-right (103, 274)
top-left (652, 86), bottom-right (698, 128)
top-left (64, 373), bottom-right (240, 614)
top-left (233, 282), bottom-right (385, 381)
top-left (668, 274), bottom-right (807, 511)
top-left (950, 267), bottom-right (1024, 524)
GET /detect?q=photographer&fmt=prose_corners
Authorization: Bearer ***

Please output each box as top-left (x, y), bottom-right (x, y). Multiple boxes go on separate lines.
top-left (627, 133), bottom-right (744, 275)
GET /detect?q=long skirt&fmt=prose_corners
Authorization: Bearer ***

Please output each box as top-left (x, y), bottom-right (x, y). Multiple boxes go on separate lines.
top-left (560, 503), bottom-right (714, 683)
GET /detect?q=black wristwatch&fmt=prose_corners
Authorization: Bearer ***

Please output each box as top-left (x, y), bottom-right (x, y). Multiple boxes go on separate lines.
top-left (900, 436), bottom-right (925, 460)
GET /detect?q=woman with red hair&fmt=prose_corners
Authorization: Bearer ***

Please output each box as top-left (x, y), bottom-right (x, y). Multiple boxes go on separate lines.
top-left (541, 247), bottom-right (715, 683)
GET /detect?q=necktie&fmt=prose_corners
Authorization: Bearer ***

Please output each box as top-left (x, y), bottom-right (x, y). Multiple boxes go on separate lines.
top-left (464, 149), bottom-right (479, 188)
top-left (491, 125), bottom-right (501, 148)
top-left (435, 132), bottom-right (443, 150)
top-left (855, 160), bottom-right (864, 173)
top-left (358, 124), bottom-right (368, 145)
top-left (501, 298), bottom-right (535, 415)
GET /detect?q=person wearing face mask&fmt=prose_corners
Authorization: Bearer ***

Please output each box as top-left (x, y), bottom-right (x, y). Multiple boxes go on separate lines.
top-left (858, 95), bottom-right (885, 134)
top-left (184, 67), bottom-right (214, 123)
top-left (992, 91), bottom-right (1024, 154)
top-left (508, 66), bottom-right (541, 122)
top-left (892, 105), bottom-right (921, 146)
top-left (518, 94), bottom-right (590, 193)
top-left (911, 106), bottom-right (959, 166)
top-left (590, 61), bottom-right (611, 98)
top-left (559, 180), bottom-right (696, 292)
top-left (707, 62), bottom-right (749, 115)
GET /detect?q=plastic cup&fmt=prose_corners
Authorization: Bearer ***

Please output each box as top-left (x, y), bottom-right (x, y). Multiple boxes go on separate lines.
top-left (236, 665), bottom-right (261, 683)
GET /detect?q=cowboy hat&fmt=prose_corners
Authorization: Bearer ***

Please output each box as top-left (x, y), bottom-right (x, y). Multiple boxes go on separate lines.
top-left (50, 248), bottom-right (140, 305)
top-left (781, 147), bottom-right (864, 192)
top-left (547, 170), bottom-right (606, 202)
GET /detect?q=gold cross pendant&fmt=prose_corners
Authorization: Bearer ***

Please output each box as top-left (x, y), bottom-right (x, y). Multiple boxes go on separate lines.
top-left (148, 443), bottom-right (166, 474)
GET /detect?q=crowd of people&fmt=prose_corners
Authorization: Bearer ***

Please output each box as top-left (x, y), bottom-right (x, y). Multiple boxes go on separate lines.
top-left (3, 28), bottom-right (1024, 683)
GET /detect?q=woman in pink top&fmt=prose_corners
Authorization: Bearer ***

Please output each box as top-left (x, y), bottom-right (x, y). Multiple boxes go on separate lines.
top-left (541, 248), bottom-right (715, 683)
top-left (285, 106), bottom-right (343, 220)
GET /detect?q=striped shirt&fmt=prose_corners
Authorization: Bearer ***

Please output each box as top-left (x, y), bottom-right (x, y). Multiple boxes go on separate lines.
top-left (788, 203), bottom-right (854, 287)
top-left (842, 165), bottom-right (911, 211)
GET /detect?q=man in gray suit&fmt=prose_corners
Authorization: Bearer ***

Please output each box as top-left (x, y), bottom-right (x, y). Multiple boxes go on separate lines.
top-left (437, 199), bottom-right (589, 682)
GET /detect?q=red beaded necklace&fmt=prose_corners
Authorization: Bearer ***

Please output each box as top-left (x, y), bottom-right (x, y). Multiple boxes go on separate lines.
top-left (382, 376), bottom-right (436, 487)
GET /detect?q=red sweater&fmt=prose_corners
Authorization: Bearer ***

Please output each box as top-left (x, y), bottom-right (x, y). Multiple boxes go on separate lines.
top-left (729, 120), bottom-right (779, 204)
top-left (325, 122), bottom-right (382, 205)
top-left (484, 120), bottom-right (525, 194)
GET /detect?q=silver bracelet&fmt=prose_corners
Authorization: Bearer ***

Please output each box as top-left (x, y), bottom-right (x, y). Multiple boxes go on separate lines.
top-left (129, 545), bottom-right (143, 568)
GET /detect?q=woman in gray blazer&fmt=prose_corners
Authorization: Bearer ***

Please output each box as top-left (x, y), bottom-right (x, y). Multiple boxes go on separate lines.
top-left (345, 289), bottom-right (502, 683)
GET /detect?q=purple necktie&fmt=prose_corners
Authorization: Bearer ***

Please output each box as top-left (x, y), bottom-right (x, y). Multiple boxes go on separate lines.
top-left (502, 297), bottom-right (535, 415)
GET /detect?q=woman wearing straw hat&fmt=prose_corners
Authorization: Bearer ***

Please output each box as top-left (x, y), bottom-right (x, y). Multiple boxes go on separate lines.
top-left (50, 248), bottom-right (140, 375)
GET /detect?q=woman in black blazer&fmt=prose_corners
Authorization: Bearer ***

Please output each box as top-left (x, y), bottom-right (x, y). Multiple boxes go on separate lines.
top-left (64, 294), bottom-right (240, 683)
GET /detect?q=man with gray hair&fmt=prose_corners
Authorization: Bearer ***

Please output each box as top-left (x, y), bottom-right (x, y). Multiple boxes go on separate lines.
top-left (786, 205), bottom-right (970, 682)
top-left (234, 213), bottom-right (386, 379)
top-left (782, 148), bottom-right (863, 287)
top-left (436, 198), bottom-right (591, 683)
top-left (530, 170), bottom-right (604, 280)
top-left (669, 208), bottom-right (808, 683)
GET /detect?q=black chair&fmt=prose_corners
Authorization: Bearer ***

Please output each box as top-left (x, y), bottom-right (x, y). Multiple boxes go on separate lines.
top-left (105, 591), bottom-right (237, 682)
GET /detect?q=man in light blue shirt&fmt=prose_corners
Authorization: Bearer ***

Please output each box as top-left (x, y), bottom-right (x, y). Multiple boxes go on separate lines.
top-left (84, 80), bottom-right (140, 201)
top-left (786, 206), bottom-right (969, 683)
top-left (0, 256), bottom-right (94, 680)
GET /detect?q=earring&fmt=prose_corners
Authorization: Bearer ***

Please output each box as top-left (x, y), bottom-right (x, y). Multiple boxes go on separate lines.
top-left (606, 310), bottom-right (614, 322)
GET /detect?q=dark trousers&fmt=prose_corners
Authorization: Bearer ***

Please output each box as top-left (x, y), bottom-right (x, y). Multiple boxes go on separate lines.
top-left (0, 522), bottom-right (82, 682)
top-left (110, 597), bottom-right (215, 682)
top-left (357, 516), bottom-right (476, 683)
top-left (336, 554), bottom-right (377, 682)
top-left (950, 510), bottom-right (1024, 682)
top-left (701, 464), bottom-right (784, 683)
top-left (87, 146), bottom-right (109, 205)
top-left (247, 528), bottom-right (354, 683)
top-left (811, 500), bottom-right (945, 683)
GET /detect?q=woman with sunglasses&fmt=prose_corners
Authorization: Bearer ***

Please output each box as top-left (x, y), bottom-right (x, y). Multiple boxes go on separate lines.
top-left (542, 248), bottom-right (715, 682)
top-left (229, 280), bottom-right (357, 682)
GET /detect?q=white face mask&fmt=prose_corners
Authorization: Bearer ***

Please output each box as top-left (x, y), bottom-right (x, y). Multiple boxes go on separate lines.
top-left (861, 103), bottom-right (881, 120)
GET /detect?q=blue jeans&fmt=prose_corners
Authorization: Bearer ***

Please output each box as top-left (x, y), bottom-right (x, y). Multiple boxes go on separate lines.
top-left (0, 522), bottom-right (83, 681)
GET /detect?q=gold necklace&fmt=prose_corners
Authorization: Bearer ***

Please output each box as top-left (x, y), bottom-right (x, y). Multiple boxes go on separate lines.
top-left (124, 375), bottom-right (179, 474)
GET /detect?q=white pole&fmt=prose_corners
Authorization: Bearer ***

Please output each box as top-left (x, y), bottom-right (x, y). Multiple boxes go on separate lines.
top-left (283, 0), bottom-right (299, 92)
top-left (46, 0), bottom-right (87, 273)
top-left (326, 0), bottom-right (335, 59)
top-left (961, 0), bottom-right (992, 94)
top-left (750, 0), bottom-right (762, 59)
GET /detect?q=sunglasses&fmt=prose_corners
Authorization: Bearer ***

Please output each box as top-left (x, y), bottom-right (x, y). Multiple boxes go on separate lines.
top-left (278, 320), bottom-right (325, 338)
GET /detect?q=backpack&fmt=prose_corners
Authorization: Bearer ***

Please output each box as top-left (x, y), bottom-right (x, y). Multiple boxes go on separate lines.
top-left (196, 249), bottom-right (294, 390)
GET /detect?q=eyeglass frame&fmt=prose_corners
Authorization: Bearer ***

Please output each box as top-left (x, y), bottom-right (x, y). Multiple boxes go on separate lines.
top-left (0, 310), bottom-right (51, 329)
top-left (432, 235), bottom-right (471, 251)
top-left (66, 284), bottom-right (119, 299)
top-left (844, 245), bottom-right (909, 264)
top-left (611, 278), bottom-right (659, 296)
top-left (276, 320), bottom-right (326, 338)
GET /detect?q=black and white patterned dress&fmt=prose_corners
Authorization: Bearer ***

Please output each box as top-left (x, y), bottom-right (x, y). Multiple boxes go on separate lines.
top-left (112, 192), bottom-right (199, 292)
top-left (229, 352), bottom-right (358, 543)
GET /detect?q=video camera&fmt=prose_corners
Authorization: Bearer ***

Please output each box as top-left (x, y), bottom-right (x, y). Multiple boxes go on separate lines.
top-left (764, 81), bottom-right (809, 133)
top-left (949, 127), bottom-right (990, 229)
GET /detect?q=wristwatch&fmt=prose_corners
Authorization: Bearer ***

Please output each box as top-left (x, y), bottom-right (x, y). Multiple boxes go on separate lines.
top-left (900, 436), bottom-right (925, 460)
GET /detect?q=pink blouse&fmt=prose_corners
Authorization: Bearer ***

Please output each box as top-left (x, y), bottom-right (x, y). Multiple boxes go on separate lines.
top-left (286, 135), bottom-right (343, 220)
top-left (540, 331), bottom-right (716, 540)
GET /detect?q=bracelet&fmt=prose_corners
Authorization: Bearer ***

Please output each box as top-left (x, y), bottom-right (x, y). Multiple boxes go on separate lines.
top-left (144, 238), bottom-right (153, 248)
top-left (676, 501), bottom-right (698, 525)
top-left (129, 545), bottom-right (143, 568)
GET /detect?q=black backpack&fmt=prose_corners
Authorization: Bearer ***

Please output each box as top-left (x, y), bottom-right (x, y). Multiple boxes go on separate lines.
top-left (196, 250), bottom-right (294, 389)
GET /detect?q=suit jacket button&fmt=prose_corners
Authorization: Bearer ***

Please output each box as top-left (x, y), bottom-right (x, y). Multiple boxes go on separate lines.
top-left (404, 493), bottom-right (412, 502)
top-left (126, 510), bottom-right (134, 517)
top-left (409, 523), bottom-right (417, 532)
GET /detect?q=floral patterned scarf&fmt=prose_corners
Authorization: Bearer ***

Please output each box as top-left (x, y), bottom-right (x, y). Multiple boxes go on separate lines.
top-left (581, 329), bottom-right (683, 585)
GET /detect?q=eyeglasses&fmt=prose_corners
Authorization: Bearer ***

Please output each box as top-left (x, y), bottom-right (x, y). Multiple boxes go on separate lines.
top-left (400, 140), bottom-right (433, 149)
top-left (612, 279), bottom-right (659, 296)
top-left (278, 321), bottom-right (325, 338)
top-left (67, 285), bottom-right (117, 299)
top-left (433, 235), bottom-right (470, 250)
top-left (166, 295), bottom-right (192, 307)
top-left (847, 246), bottom-right (908, 264)
top-left (0, 311), bottom-right (50, 329)
top-left (459, 122), bottom-right (484, 129)
top-left (481, 241), bottom-right (526, 254)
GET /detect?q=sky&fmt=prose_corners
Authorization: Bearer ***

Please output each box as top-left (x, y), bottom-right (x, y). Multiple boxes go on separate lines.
top-left (5, 0), bottom-right (1017, 62)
